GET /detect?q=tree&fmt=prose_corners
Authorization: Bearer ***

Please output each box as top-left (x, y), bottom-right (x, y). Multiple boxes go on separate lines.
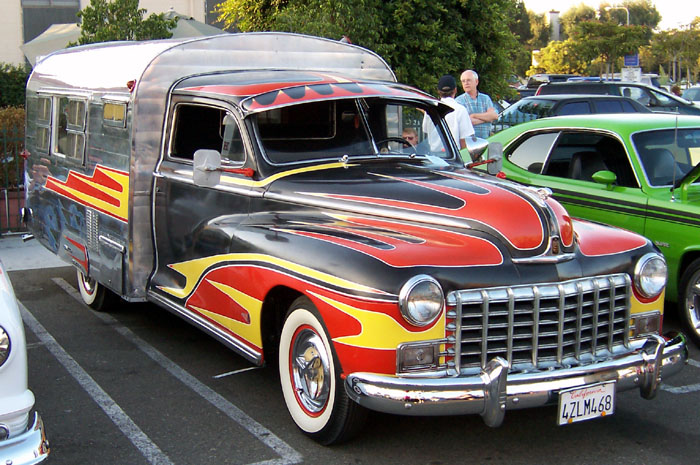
top-left (215, 0), bottom-right (520, 99)
top-left (560, 4), bottom-right (597, 39)
top-left (529, 39), bottom-right (589, 75)
top-left (571, 21), bottom-right (649, 76)
top-left (75, 0), bottom-right (177, 45)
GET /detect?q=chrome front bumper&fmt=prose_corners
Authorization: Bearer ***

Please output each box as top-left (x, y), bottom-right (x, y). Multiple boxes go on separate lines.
top-left (0, 412), bottom-right (49, 465)
top-left (345, 333), bottom-right (687, 427)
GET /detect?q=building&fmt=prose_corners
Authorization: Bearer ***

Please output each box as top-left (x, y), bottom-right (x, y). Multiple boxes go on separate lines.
top-left (1, 0), bottom-right (226, 66)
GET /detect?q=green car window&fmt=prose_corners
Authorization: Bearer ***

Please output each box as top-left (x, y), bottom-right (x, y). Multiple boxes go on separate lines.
top-left (508, 132), bottom-right (559, 173)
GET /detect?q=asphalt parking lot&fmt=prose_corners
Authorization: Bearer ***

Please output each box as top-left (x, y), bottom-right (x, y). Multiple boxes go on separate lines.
top-left (4, 234), bottom-right (700, 464)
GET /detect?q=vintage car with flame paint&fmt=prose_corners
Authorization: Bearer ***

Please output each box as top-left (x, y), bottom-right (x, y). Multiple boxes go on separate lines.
top-left (22, 34), bottom-right (687, 444)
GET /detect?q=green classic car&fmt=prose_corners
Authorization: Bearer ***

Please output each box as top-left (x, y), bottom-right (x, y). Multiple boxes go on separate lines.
top-left (487, 113), bottom-right (700, 345)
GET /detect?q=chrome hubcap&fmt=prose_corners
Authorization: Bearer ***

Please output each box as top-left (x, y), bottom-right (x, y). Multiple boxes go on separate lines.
top-left (291, 328), bottom-right (331, 414)
top-left (686, 280), bottom-right (700, 335)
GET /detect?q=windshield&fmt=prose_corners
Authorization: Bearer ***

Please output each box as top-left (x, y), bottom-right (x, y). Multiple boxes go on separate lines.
top-left (253, 98), bottom-right (456, 164)
top-left (633, 128), bottom-right (700, 186)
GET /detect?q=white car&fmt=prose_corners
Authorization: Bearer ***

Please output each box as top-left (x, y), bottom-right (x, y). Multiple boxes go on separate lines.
top-left (0, 259), bottom-right (49, 464)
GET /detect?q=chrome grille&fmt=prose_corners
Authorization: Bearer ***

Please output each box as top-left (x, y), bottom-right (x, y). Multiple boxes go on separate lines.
top-left (445, 274), bottom-right (631, 371)
top-left (86, 208), bottom-right (99, 252)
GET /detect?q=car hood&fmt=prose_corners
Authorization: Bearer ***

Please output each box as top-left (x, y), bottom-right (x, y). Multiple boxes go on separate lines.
top-left (262, 162), bottom-right (574, 260)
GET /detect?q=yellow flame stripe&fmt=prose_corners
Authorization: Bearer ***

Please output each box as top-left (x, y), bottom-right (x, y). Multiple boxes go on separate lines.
top-left (310, 291), bottom-right (444, 350)
top-left (58, 167), bottom-right (129, 220)
top-left (159, 253), bottom-right (387, 300)
top-left (630, 291), bottom-right (665, 315)
top-left (219, 162), bottom-right (354, 188)
top-left (190, 279), bottom-right (263, 348)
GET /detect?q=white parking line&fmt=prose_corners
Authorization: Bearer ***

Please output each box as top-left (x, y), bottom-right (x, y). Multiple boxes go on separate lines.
top-left (20, 303), bottom-right (174, 465)
top-left (689, 359), bottom-right (700, 369)
top-left (52, 277), bottom-right (302, 465)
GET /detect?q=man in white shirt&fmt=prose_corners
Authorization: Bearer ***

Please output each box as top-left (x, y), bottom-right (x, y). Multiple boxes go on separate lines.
top-left (422, 74), bottom-right (475, 153)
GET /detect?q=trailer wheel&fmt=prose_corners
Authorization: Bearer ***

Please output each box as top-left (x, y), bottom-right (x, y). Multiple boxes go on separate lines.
top-left (278, 296), bottom-right (366, 445)
top-left (680, 258), bottom-right (700, 346)
top-left (76, 269), bottom-right (116, 311)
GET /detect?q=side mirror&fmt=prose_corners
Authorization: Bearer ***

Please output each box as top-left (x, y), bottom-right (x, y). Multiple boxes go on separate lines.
top-left (193, 149), bottom-right (222, 187)
top-left (460, 134), bottom-right (489, 162)
top-left (591, 170), bottom-right (616, 189)
top-left (486, 142), bottom-right (503, 175)
top-left (464, 141), bottom-right (503, 176)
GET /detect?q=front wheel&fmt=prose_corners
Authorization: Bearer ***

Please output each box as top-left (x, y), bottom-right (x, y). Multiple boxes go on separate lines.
top-left (679, 258), bottom-right (700, 346)
top-left (76, 269), bottom-right (117, 311)
top-left (278, 296), bottom-right (366, 445)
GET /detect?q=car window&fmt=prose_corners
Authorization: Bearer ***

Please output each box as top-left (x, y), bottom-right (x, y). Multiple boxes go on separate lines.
top-left (507, 132), bottom-right (559, 173)
top-left (682, 88), bottom-right (700, 101)
top-left (619, 86), bottom-right (650, 106)
top-left (543, 131), bottom-right (638, 187)
top-left (620, 101), bottom-right (639, 112)
top-left (557, 102), bottom-right (590, 115)
top-left (649, 89), bottom-right (678, 107)
top-left (632, 128), bottom-right (700, 186)
top-left (594, 100), bottom-right (625, 113)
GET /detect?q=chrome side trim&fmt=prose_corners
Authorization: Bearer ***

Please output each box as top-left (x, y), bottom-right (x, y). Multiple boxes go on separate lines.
top-left (98, 235), bottom-right (126, 254)
top-left (148, 292), bottom-right (263, 366)
top-left (512, 253), bottom-right (576, 264)
top-left (345, 332), bottom-right (687, 422)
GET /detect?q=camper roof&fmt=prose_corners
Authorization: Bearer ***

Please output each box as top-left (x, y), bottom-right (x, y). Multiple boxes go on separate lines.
top-left (28, 33), bottom-right (396, 95)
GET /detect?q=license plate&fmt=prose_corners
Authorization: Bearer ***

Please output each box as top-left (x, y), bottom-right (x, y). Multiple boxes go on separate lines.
top-left (558, 381), bottom-right (615, 425)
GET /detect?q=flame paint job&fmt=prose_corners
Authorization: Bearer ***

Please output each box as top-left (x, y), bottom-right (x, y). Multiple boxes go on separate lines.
top-left (573, 219), bottom-right (647, 256)
top-left (163, 256), bottom-right (435, 373)
top-left (45, 165), bottom-right (129, 222)
top-left (279, 213), bottom-right (503, 268)
top-left (308, 174), bottom-right (545, 251)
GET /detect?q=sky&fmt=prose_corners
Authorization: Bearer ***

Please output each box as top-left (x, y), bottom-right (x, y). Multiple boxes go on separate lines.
top-left (523, 1), bottom-right (700, 30)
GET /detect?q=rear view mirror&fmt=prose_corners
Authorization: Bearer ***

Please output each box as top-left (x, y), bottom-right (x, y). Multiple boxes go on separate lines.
top-left (460, 135), bottom-right (489, 162)
top-left (193, 149), bottom-right (222, 187)
top-left (486, 142), bottom-right (503, 175)
top-left (464, 141), bottom-right (503, 176)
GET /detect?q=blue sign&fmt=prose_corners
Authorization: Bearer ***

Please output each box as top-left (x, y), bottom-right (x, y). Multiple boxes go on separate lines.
top-left (624, 54), bottom-right (639, 67)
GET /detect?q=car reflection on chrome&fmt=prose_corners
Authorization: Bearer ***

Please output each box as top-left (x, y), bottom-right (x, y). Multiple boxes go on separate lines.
top-left (0, 259), bottom-right (49, 464)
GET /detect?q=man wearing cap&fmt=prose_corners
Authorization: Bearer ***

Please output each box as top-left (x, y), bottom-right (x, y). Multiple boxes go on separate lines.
top-left (422, 74), bottom-right (474, 152)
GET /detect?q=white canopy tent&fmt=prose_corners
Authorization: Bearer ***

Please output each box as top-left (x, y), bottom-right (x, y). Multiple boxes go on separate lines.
top-left (20, 11), bottom-right (226, 66)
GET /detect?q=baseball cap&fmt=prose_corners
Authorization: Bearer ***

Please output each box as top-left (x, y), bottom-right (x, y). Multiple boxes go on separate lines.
top-left (438, 75), bottom-right (456, 92)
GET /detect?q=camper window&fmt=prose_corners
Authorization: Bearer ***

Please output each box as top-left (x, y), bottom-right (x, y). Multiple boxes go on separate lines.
top-left (103, 102), bottom-right (127, 128)
top-left (35, 96), bottom-right (51, 153)
top-left (170, 103), bottom-right (243, 164)
top-left (54, 97), bottom-right (86, 161)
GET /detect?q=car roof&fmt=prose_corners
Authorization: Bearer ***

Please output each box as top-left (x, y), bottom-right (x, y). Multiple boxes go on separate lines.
top-left (518, 94), bottom-right (637, 101)
top-left (491, 113), bottom-right (700, 139)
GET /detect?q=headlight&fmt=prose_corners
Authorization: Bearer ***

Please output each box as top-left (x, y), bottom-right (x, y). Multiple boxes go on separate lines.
top-left (634, 253), bottom-right (667, 298)
top-left (0, 326), bottom-right (9, 368)
top-left (399, 275), bottom-right (444, 326)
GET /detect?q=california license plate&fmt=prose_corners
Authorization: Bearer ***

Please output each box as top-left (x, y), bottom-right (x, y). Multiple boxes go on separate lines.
top-left (558, 382), bottom-right (615, 425)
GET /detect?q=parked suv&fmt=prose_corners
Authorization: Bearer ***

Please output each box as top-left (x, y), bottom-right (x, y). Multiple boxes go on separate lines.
top-left (536, 81), bottom-right (700, 115)
top-left (494, 94), bottom-right (650, 132)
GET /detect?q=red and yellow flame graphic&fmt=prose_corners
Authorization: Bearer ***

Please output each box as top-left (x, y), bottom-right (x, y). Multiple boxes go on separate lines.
top-left (162, 255), bottom-right (438, 373)
top-left (280, 213), bottom-right (503, 268)
top-left (308, 174), bottom-right (545, 250)
top-left (573, 219), bottom-right (647, 256)
top-left (45, 165), bottom-right (129, 222)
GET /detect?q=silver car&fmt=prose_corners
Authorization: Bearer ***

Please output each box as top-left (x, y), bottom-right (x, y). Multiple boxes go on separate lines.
top-left (0, 259), bottom-right (49, 464)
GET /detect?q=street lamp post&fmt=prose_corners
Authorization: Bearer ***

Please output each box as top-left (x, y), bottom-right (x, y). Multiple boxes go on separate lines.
top-left (605, 5), bottom-right (630, 26)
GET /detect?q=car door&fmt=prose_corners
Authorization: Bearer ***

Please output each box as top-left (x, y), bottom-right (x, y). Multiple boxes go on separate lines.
top-left (505, 129), bottom-right (648, 234)
top-left (150, 97), bottom-right (255, 302)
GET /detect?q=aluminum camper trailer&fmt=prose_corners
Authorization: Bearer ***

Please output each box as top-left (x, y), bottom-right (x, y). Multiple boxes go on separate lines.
top-left (23, 33), bottom-right (687, 444)
top-left (24, 33), bottom-right (396, 302)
